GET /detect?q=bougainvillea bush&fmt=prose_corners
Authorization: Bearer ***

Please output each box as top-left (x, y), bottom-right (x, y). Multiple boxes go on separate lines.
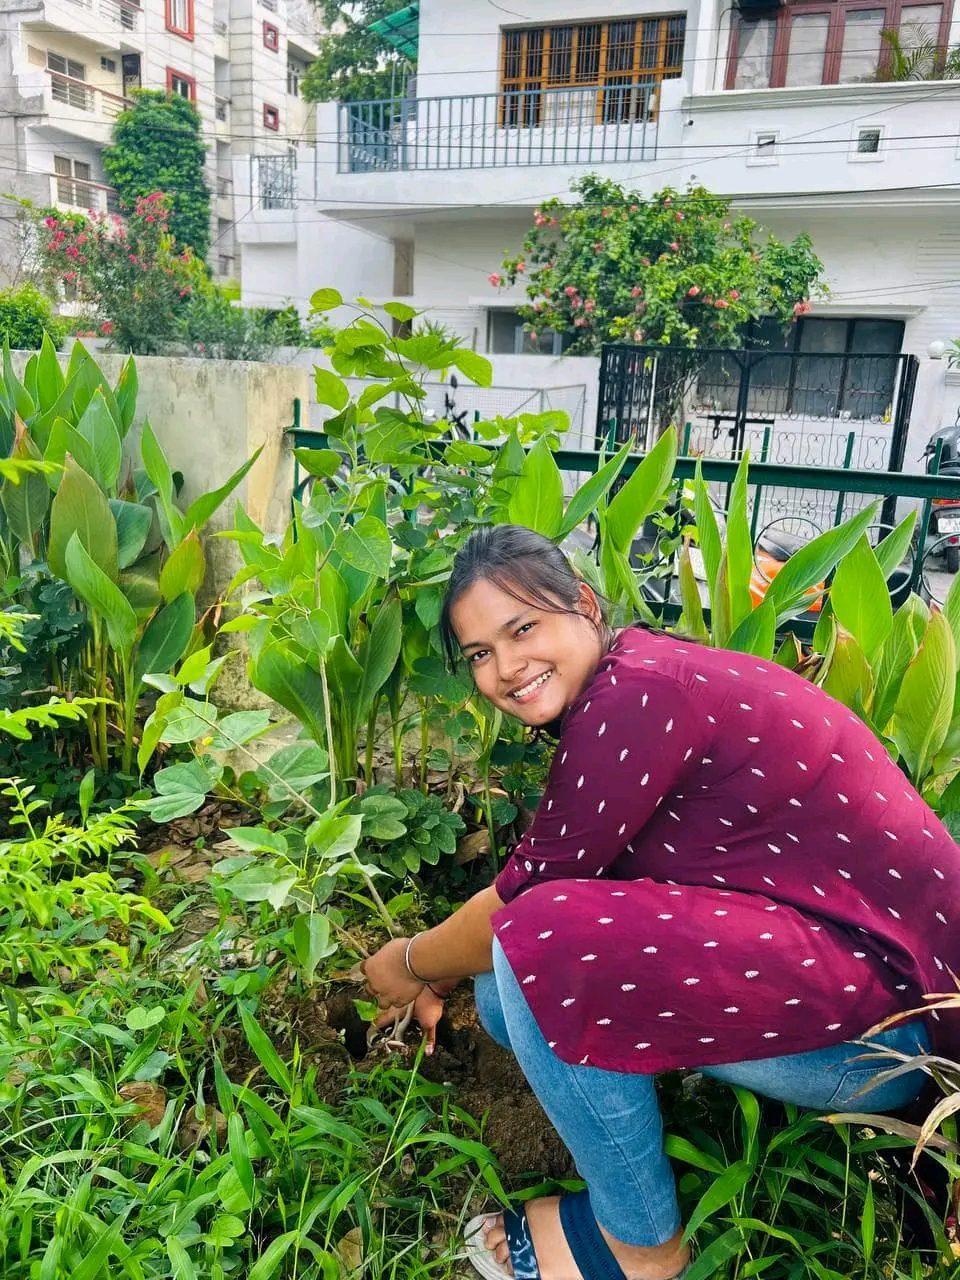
top-left (493, 175), bottom-right (825, 354)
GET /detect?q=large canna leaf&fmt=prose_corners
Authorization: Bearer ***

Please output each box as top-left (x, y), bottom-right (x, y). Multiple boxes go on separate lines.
top-left (182, 447), bottom-right (263, 535)
top-left (676, 540), bottom-right (708, 643)
top-left (821, 625), bottom-right (874, 714)
top-left (3, 340), bottom-right (34, 422)
top-left (75, 390), bottom-right (122, 493)
top-left (724, 453), bottom-right (753, 635)
top-left (713, 550), bottom-right (733, 648)
top-left (943, 567), bottom-right (960, 658)
top-left (64, 532), bottom-right (137, 660)
top-left (251, 640), bottom-right (328, 747)
top-left (159, 529), bottom-right (206, 603)
top-left (764, 501), bottom-right (879, 624)
top-left (114, 356), bottom-right (138, 437)
top-left (140, 420), bottom-right (184, 549)
top-left (874, 510), bottom-right (917, 581)
top-left (891, 609), bottom-right (956, 783)
top-left (873, 597), bottom-right (923, 732)
top-left (1, 421), bottom-right (50, 550)
top-left (135, 591), bottom-right (195, 683)
top-left (727, 598), bottom-right (776, 659)
top-left (358, 593), bottom-right (402, 717)
top-left (692, 460), bottom-right (722, 615)
top-left (35, 331), bottom-right (65, 414)
top-left (110, 498), bottom-right (153, 570)
top-left (44, 418), bottom-right (102, 490)
top-left (557, 441), bottom-right (631, 539)
top-left (506, 434), bottom-right (564, 538)
top-left (604, 426), bottom-right (677, 555)
top-left (830, 534), bottom-right (892, 661)
top-left (48, 456), bottom-right (118, 581)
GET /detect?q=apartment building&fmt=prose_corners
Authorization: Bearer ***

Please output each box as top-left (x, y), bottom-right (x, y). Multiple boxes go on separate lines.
top-left (0, 0), bottom-right (321, 281)
top-left (232, 0), bottom-right (960, 454)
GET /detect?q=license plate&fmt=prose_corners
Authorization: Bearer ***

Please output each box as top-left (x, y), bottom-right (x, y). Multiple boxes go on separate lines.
top-left (939, 517), bottom-right (960, 534)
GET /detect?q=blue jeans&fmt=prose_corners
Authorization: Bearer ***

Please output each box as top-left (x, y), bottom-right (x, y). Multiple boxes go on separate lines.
top-left (476, 938), bottom-right (930, 1247)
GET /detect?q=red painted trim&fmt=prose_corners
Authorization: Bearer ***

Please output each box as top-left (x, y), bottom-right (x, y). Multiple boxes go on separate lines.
top-left (263, 102), bottom-right (280, 129)
top-left (263, 20), bottom-right (280, 49)
top-left (166, 66), bottom-right (197, 100)
top-left (164, 0), bottom-right (194, 39)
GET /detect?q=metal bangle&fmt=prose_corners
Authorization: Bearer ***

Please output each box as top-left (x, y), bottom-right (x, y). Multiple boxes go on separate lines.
top-left (403, 931), bottom-right (434, 984)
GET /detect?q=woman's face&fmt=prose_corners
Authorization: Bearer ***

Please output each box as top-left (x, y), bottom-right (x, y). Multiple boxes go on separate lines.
top-left (450, 576), bottom-right (606, 727)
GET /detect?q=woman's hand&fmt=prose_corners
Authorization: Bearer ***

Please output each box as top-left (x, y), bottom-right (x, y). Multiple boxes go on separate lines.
top-left (362, 937), bottom-right (424, 1011)
top-left (376, 986), bottom-right (446, 1054)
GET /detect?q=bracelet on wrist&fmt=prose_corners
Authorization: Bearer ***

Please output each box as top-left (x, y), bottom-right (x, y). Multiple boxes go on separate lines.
top-left (404, 931), bottom-right (436, 984)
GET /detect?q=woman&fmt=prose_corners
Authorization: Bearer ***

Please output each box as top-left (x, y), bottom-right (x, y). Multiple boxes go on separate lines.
top-left (362, 524), bottom-right (959, 1280)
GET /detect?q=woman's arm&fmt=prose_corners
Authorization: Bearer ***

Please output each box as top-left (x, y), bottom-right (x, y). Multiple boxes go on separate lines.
top-left (362, 883), bottom-right (504, 1009)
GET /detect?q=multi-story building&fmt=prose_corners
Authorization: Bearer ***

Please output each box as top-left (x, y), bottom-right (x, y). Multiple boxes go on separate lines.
top-left (0, 0), bottom-right (321, 282)
top-left (232, 0), bottom-right (960, 454)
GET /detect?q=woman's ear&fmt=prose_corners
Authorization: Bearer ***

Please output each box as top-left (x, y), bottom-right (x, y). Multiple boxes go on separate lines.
top-left (577, 581), bottom-right (603, 626)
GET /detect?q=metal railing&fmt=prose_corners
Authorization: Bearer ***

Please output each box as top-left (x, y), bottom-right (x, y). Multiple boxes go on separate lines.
top-left (63, 0), bottom-right (140, 27)
top-left (253, 153), bottom-right (296, 209)
top-left (48, 70), bottom-right (129, 120)
top-left (338, 81), bottom-right (660, 173)
top-left (50, 173), bottom-right (119, 214)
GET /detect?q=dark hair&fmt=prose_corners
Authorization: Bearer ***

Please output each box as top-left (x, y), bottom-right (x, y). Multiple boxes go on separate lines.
top-left (439, 524), bottom-right (611, 668)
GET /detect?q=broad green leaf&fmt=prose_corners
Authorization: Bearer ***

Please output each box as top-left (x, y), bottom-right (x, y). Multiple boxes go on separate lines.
top-left (166, 1238), bottom-right (199, 1280)
top-left (452, 349), bottom-right (493, 387)
top-left (892, 609), bottom-right (956, 783)
top-left (126, 1006), bottom-right (165, 1031)
top-left (764, 501), bottom-right (880, 624)
top-left (143, 759), bottom-right (221, 822)
top-left (228, 1111), bottom-right (255, 1205)
top-left (383, 300), bottom-right (418, 322)
top-left (259, 743), bottom-right (329, 793)
top-left (874, 510), bottom-right (917, 581)
top-left (943, 566), bottom-right (960, 659)
top-left (506, 434), bottom-right (563, 538)
top-left (252, 640), bottom-right (327, 746)
top-left (159, 529), bottom-right (205, 603)
top-left (358, 593), bottom-right (402, 717)
top-left (237, 1003), bottom-right (293, 1093)
top-left (307, 810), bottom-right (362, 861)
top-left (2, 340), bottom-right (34, 420)
top-left (120, 562), bottom-right (162, 617)
top-left (110, 498), bottom-right (153, 570)
top-left (314, 367), bottom-right (350, 411)
top-left (713, 550), bottom-right (733, 648)
top-left (114, 356), bottom-right (138, 437)
top-left (676, 540), bottom-right (709, 643)
top-left (294, 447), bottom-right (342, 479)
top-left (292, 913), bottom-right (335, 981)
top-left (725, 453), bottom-right (754, 634)
top-left (64, 532), bottom-right (138, 659)
top-left (335, 513), bottom-right (392, 578)
top-left (135, 592), bottom-right (195, 683)
top-left (604, 427), bottom-right (677, 555)
top-left (830, 535), bottom-right (892, 661)
top-left (683, 1159), bottom-right (753, 1240)
top-left (1, 425), bottom-right (49, 549)
top-left (208, 710), bottom-right (272, 750)
top-left (310, 287), bottom-right (343, 313)
top-left (75, 389), bottom-right (122, 492)
top-left (44, 417), bottom-right (102, 489)
top-left (35, 331), bottom-right (65, 413)
top-left (821, 625), bottom-right (873, 713)
top-left (140, 419), bottom-right (184, 548)
top-left (182, 447), bottom-right (262, 535)
top-left (248, 1232), bottom-right (300, 1280)
top-left (873, 596), bottom-right (923, 731)
top-left (861, 1176), bottom-right (876, 1264)
top-left (226, 825), bottom-right (288, 855)
top-left (693, 460), bottom-right (722, 611)
top-left (558, 441), bottom-right (631, 539)
top-left (728, 599), bottom-right (776, 659)
top-left (216, 861), bottom-right (297, 909)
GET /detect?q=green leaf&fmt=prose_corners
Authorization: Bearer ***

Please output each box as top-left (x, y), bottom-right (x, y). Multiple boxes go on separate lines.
top-left (135, 592), bottom-right (195, 683)
top-left (114, 355), bottom-right (138, 437)
top-left (830, 534), bottom-right (892, 661)
top-left (228, 1111), bottom-right (255, 1205)
top-left (693, 461), bottom-right (722, 614)
top-left (892, 609), bottom-right (956, 783)
top-left (725, 453), bottom-right (754, 634)
top-left (215, 860), bottom-right (297, 908)
top-left (873, 597), bottom-right (922, 731)
top-left (314, 366), bottom-right (350, 411)
top-left (259, 743), bottom-right (329, 793)
top-left (2, 340), bottom-right (34, 420)
top-left (874, 510), bottom-right (917, 580)
top-left (64, 532), bottom-right (138, 659)
top-left (142, 759), bottom-right (221, 822)
top-left (182, 447), bottom-right (262, 534)
top-left (728, 599), bottom-right (776, 659)
top-left (75, 389), bottom-right (122, 493)
top-left (159, 529), bottom-right (205, 603)
top-left (359, 593), bottom-right (402, 717)
top-left (558, 442), bottom-right (631, 539)
top-left (110, 498), bottom-right (153, 570)
top-left (383, 300), bottom-right (418, 322)
top-left (35, 331), bottom-right (65, 413)
top-left (140, 419), bottom-right (184, 549)
top-left (208, 710), bottom-right (273, 750)
top-left (292, 913), bottom-right (335, 981)
top-left (677, 540), bottom-right (709, 643)
top-left (821, 626), bottom-right (873, 713)
top-left (764, 501), bottom-right (880, 624)
top-left (310, 287), bottom-right (343, 313)
top-left (336, 513), bottom-right (392, 578)
top-left (683, 1159), bottom-right (754, 1239)
top-left (861, 1175), bottom-right (875, 1264)
top-left (252, 640), bottom-right (327, 746)
top-left (237, 1003), bottom-right (293, 1092)
top-left (604, 427), bottom-right (677, 555)
top-left (2, 428), bottom-right (50, 549)
top-left (294, 447), bottom-right (342, 479)
top-left (306, 810), bottom-right (362, 861)
top-left (43, 416), bottom-right (102, 489)
top-left (126, 1006), bottom-right (165, 1031)
top-left (943, 566), bottom-right (960, 658)
top-left (452, 349), bottom-right (493, 387)
top-left (247, 1232), bottom-right (299, 1280)
top-left (506, 434), bottom-right (563, 538)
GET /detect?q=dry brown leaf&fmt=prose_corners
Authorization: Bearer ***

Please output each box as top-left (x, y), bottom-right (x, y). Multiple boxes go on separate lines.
top-left (456, 830), bottom-right (491, 865)
top-left (118, 1082), bottom-right (167, 1129)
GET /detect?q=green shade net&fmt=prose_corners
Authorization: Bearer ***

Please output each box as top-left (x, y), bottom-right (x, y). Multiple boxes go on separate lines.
top-left (368, 2), bottom-right (419, 60)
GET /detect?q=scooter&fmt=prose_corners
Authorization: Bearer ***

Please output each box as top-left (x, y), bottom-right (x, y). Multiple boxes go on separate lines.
top-left (922, 422), bottom-right (960, 574)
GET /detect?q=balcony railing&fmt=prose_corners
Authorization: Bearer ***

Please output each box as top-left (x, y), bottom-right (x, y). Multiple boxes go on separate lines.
top-left (337, 82), bottom-right (660, 173)
top-left (50, 173), bottom-right (119, 214)
top-left (62, 0), bottom-right (141, 30)
top-left (48, 70), bottom-right (130, 121)
top-left (252, 153), bottom-right (296, 209)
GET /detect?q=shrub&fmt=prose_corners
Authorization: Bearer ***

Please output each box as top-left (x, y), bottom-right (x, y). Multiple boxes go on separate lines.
top-left (0, 284), bottom-right (64, 350)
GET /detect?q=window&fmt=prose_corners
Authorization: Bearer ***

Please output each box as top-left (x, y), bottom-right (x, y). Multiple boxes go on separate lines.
top-left (500, 16), bottom-right (685, 125)
top-left (263, 103), bottom-right (280, 130)
top-left (748, 128), bottom-right (780, 163)
top-left (727, 0), bottom-right (949, 87)
top-left (488, 309), bottom-right (575, 356)
top-left (47, 52), bottom-right (89, 109)
top-left (54, 154), bottom-right (92, 206)
top-left (854, 124), bottom-right (883, 154)
top-left (287, 57), bottom-right (305, 96)
top-left (165, 0), bottom-right (194, 38)
top-left (263, 21), bottom-right (279, 50)
top-left (100, 55), bottom-right (116, 73)
top-left (167, 68), bottom-right (196, 100)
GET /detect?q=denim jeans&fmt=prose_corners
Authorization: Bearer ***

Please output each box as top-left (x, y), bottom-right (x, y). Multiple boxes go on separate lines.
top-left (476, 938), bottom-right (930, 1247)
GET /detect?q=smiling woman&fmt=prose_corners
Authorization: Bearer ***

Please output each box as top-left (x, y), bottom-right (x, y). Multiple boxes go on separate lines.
top-left (359, 524), bottom-right (960, 1280)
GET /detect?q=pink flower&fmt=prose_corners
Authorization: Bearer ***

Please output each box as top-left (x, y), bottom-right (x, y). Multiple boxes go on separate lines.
top-left (594, 242), bottom-right (604, 253)
top-left (670, 242), bottom-right (680, 252)
top-left (564, 285), bottom-right (578, 296)
top-left (64, 271), bottom-right (77, 282)
top-left (584, 299), bottom-right (595, 312)
top-left (629, 204), bottom-right (639, 213)
top-left (515, 260), bottom-right (525, 273)
top-left (675, 211), bottom-right (684, 221)
top-left (631, 286), bottom-right (642, 298)
top-left (793, 299), bottom-right (811, 316)
top-left (633, 327), bottom-right (644, 341)
top-left (145, 215), bottom-right (155, 223)
top-left (715, 298), bottom-right (729, 309)
top-left (101, 321), bottom-right (113, 335)
top-left (728, 290), bottom-right (740, 300)
top-left (46, 241), bottom-right (57, 252)
top-left (44, 216), bottom-right (57, 228)
top-left (488, 272), bottom-right (502, 287)
top-left (723, 222), bottom-right (731, 231)
top-left (574, 317), bottom-right (587, 327)
top-left (664, 197), bottom-right (672, 206)
top-left (688, 286), bottom-right (700, 297)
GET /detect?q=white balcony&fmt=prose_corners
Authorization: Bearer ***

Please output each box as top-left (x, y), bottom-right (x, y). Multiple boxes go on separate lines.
top-left (49, 171), bottom-right (118, 215)
top-left (35, 0), bottom-right (143, 46)
top-left (40, 70), bottom-right (131, 145)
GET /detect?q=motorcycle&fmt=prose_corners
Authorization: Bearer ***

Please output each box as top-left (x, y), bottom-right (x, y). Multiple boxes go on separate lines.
top-left (922, 421), bottom-right (960, 574)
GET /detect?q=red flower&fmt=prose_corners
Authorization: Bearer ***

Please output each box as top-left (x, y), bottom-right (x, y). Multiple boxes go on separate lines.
top-left (101, 321), bottom-right (113, 335)
top-left (688, 286), bottom-right (700, 297)
top-left (715, 298), bottom-right (729, 309)
top-left (631, 286), bottom-right (642, 297)
top-left (675, 211), bottom-right (684, 221)
top-left (488, 272), bottom-right (502, 287)
top-left (729, 289), bottom-right (740, 300)
top-left (670, 242), bottom-right (680, 252)
top-left (564, 285), bottom-right (578, 296)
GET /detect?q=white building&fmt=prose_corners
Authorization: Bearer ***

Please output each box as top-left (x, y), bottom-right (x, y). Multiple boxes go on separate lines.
top-left (232, 0), bottom-right (960, 456)
top-left (0, 0), bottom-right (322, 280)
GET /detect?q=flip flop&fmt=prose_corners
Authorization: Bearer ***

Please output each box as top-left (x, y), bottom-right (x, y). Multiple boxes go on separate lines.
top-left (464, 1189), bottom-right (644, 1280)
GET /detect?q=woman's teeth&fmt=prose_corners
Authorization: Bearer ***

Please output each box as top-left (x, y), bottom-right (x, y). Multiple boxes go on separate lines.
top-left (511, 671), bottom-right (552, 699)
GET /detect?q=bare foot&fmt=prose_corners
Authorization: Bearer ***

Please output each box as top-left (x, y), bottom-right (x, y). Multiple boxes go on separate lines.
top-left (481, 1196), bottom-right (689, 1280)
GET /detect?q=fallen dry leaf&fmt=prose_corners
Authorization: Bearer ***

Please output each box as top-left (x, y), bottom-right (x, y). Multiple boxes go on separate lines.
top-left (118, 1082), bottom-right (167, 1129)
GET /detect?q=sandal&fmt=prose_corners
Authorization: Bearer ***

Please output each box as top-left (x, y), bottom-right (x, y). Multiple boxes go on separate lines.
top-left (464, 1189), bottom-right (683, 1280)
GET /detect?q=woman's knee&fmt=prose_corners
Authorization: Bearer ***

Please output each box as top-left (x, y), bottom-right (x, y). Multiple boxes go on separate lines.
top-left (474, 968), bottom-right (512, 1049)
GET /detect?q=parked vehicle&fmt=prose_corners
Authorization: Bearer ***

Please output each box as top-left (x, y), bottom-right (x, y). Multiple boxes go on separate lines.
top-left (923, 422), bottom-right (960, 573)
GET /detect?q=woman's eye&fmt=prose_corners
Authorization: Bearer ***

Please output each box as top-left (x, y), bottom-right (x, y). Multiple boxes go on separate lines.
top-left (468, 650), bottom-right (488, 664)
top-left (517, 622), bottom-right (535, 637)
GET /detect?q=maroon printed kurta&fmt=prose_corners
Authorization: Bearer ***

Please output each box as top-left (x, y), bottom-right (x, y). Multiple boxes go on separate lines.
top-left (493, 627), bottom-right (960, 1074)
